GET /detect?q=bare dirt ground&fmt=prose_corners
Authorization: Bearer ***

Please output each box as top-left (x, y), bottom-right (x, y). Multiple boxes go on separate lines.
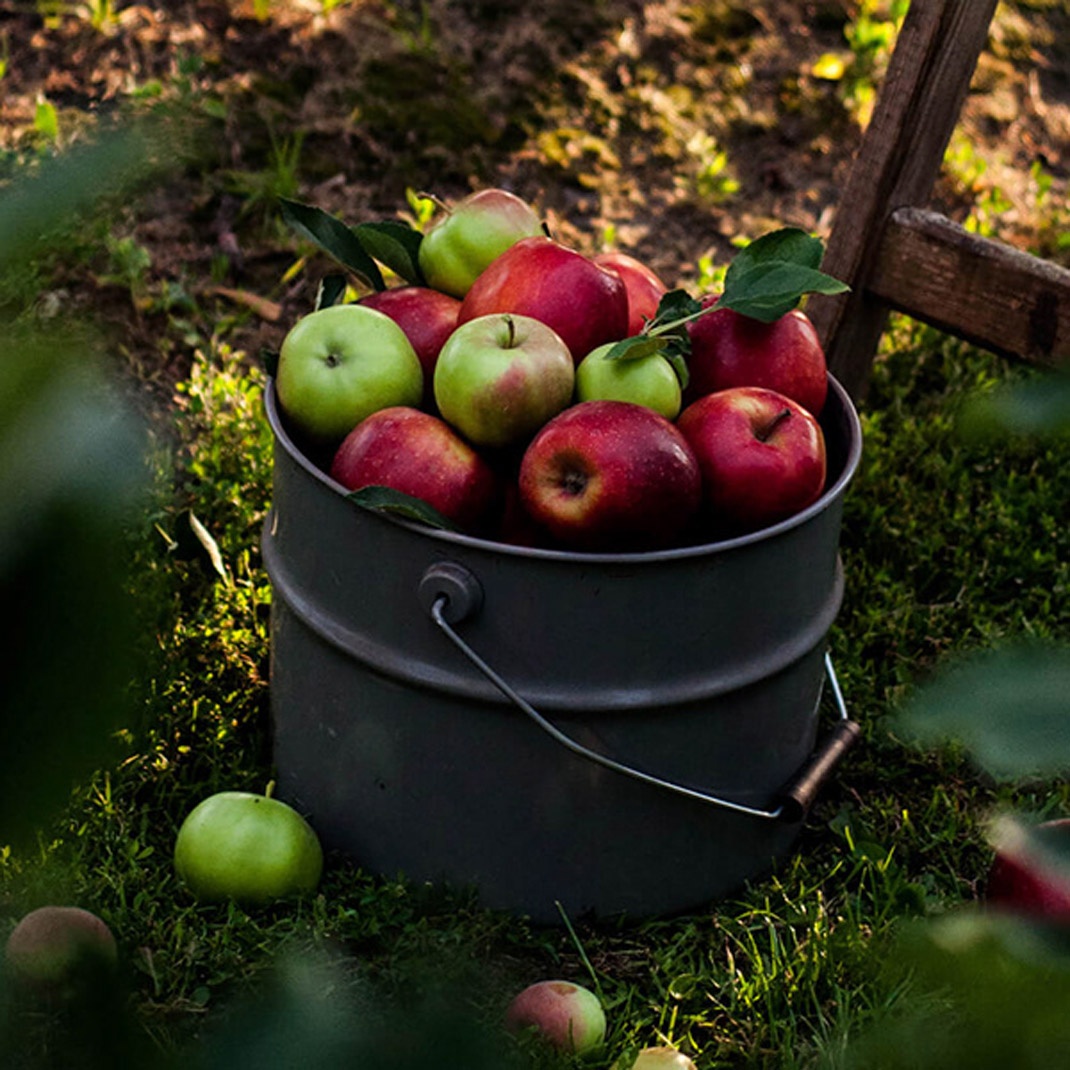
top-left (2, 0), bottom-right (1068, 409)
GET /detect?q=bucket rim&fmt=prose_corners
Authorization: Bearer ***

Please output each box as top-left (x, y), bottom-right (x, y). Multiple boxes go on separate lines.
top-left (264, 373), bottom-right (863, 564)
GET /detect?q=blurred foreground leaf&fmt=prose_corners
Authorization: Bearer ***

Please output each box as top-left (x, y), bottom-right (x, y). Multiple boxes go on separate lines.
top-left (896, 642), bottom-right (1070, 780)
top-left (839, 912), bottom-right (1070, 1069)
top-left (0, 328), bottom-right (149, 847)
top-left (958, 370), bottom-right (1070, 440)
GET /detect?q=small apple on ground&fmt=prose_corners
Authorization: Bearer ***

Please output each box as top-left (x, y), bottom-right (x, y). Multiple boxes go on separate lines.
top-left (417, 188), bottom-right (544, 298)
top-left (685, 303), bottom-right (828, 417)
top-left (575, 341), bottom-right (682, 420)
top-left (330, 406), bottom-right (500, 535)
top-left (677, 386), bottom-right (827, 535)
top-left (986, 816), bottom-right (1070, 923)
top-left (519, 400), bottom-right (702, 552)
top-left (4, 906), bottom-right (118, 992)
top-left (434, 312), bottom-right (575, 449)
top-left (505, 980), bottom-right (606, 1054)
top-left (593, 250), bottom-right (668, 337)
top-left (174, 784), bottom-right (324, 906)
top-left (458, 236), bottom-right (630, 364)
top-left (357, 285), bottom-right (460, 408)
top-left (276, 303), bottom-right (424, 446)
top-left (615, 1047), bottom-right (699, 1070)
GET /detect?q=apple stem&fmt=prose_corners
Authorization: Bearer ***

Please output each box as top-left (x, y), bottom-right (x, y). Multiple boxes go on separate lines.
top-left (758, 408), bottom-right (793, 442)
top-left (265, 780), bottom-right (276, 799)
top-left (416, 191), bottom-right (452, 217)
top-left (504, 314), bottom-right (516, 348)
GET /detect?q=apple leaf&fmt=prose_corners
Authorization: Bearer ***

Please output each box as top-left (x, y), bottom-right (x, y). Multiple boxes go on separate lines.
top-left (713, 227), bottom-right (850, 323)
top-left (353, 221), bottom-right (425, 286)
top-left (279, 198), bottom-right (386, 292)
top-left (315, 273), bottom-right (348, 310)
top-left (348, 485), bottom-right (459, 532)
top-left (602, 334), bottom-right (671, 362)
top-left (719, 261), bottom-right (850, 322)
top-left (601, 289), bottom-right (700, 388)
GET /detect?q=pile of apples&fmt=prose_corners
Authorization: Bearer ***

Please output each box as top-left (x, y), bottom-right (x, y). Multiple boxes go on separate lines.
top-left (273, 187), bottom-right (838, 553)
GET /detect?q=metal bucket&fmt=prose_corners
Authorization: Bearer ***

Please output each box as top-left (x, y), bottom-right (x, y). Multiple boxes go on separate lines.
top-left (262, 376), bottom-right (863, 922)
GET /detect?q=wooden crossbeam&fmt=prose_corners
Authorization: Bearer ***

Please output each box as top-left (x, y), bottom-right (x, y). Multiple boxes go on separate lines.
top-left (870, 208), bottom-right (1070, 365)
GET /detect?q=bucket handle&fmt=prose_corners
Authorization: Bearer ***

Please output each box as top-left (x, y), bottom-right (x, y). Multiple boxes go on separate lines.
top-left (420, 562), bottom-right (861, 823)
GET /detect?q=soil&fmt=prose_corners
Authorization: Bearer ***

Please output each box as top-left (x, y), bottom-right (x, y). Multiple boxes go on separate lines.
top-left (2, 0), bottom-right (1068, 411)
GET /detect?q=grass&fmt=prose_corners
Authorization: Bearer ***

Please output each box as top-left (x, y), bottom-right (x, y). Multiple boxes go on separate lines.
top-left (3, 5), bottom-right (1070, 1067)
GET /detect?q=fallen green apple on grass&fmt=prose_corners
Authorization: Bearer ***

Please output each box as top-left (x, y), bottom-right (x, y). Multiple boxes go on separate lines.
top-left (173, 784), bottom-right (324, 906)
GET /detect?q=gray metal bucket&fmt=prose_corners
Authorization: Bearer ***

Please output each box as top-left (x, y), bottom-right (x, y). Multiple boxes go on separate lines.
top-left (262, 376), bottom-right (863, 922)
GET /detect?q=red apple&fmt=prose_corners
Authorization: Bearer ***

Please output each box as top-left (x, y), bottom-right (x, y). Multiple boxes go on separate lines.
top-left (593, 251), bottom-right (668, 337)
top-left (330, 406), bottom-right (500, 535)
top-left (458, 236), bottom-right (629, 364)
top-left (685, 302), bottom-right (828, 417)
top-left (677, 386), bottom-right (827, 535)
top-left (505, 980), bottom-right (606, 1054)
top-left (986, 816), bottom-right (1070, 923)
top-left (518, 400), bottom-right (702, 552)
top-left (358, 286), bottom-right (460, 407)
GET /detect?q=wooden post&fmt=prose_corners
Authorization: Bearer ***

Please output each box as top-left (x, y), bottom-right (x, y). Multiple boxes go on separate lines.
top-left (807, 0), bottom-right (1000, 401)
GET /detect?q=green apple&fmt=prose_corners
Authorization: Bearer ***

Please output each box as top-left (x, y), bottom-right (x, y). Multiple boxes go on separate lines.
top-left (434, 313), bottom-right (574, 448)
top-left (418, 188), bottom-right (544, 298)
top-left (275, 303), bottom-right (423, 446)
top-left (575, 342), bottom-right (682, 419)
top-left (174, 786), bottom-right (324, 906)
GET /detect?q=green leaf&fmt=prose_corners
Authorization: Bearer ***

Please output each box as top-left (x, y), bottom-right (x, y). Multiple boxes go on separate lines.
top-left (958, 373), bottom-right (1070, 440)
top-left (896, 641), bottom-right (1070, 780)
top-left (602, 335), bottom-right (673, 362)
top-left (354, 221), bottom-right (425, 285)
top-left (720, 261), bottom-right (849, 322)
top-left (726, 227), bottom-right (825, 276)
top-left (315, 273), bottom-right (348, 310)
top-left (348, 485), bottom-right (459, 532)
top-left (279, 198), bottom-right (385, 292)
top-left (648, 288), bottom-right (704, 330)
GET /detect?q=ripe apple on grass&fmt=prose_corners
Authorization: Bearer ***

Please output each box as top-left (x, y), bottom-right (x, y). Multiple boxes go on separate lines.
top-left (434, 312), bottom-right (575, 449)
top-left (593, 250), bottom-right (668, 337)
top-left (677, 386), bottom-right (827, 536)
top-left (173, 784), bottom-right (324, 906)
top-left (275, 303), bottom-right (424, 448)
top-left (519, 400), bottom-right (702, 553)
top-left (458, 236), bottom-right (630, 365)
top-left (505, 980), bottom-right (606, 1055)
top-left (985, 816), bottom-right (1070, 923)
top-left (357, 285), bottom-right (460, 409)
top-left (4, 906), bottom-right (118, 994)
top-left (614, 1047), bottom-right (699, 1070)
top-left (330, 406), bottom-right (501, 535)
top-left (418, 187), bottom-right (545, 298)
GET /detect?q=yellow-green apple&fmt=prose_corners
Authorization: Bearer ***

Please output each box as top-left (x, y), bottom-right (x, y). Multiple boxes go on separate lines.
top-left (593, 250), bottom-right (668, 336)
top-left (4, 906), bottom-right (117, 991)
top-left (615, 1048), bottom-right (699, 1070)
top-left (433, 313), bottom-right (575, 449)
top-left (458, 236), bottom-right (630, 364)
top-left (357, 285), bottom-right (460, 408)
top-left (173, 786), bottom-right (324, 906)
top-left (518, 400), bottom-right (702, 552)
top-left (575, 341), bottom-right (682, 420)
top-left (677, 386), bottom-right (827, 535)
top-left (685, 302), bottom-right (828, 417)
top-left (330, 406), bottom-right (500, 535)
top-left (418, 188), bottom-right (544, 298)
top-left (505, 980), bottom-right (606, 1054)
top-left (986, 816), bottom-right (1070, 923)
top-left (276, 303), bottom-right (423, 446)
